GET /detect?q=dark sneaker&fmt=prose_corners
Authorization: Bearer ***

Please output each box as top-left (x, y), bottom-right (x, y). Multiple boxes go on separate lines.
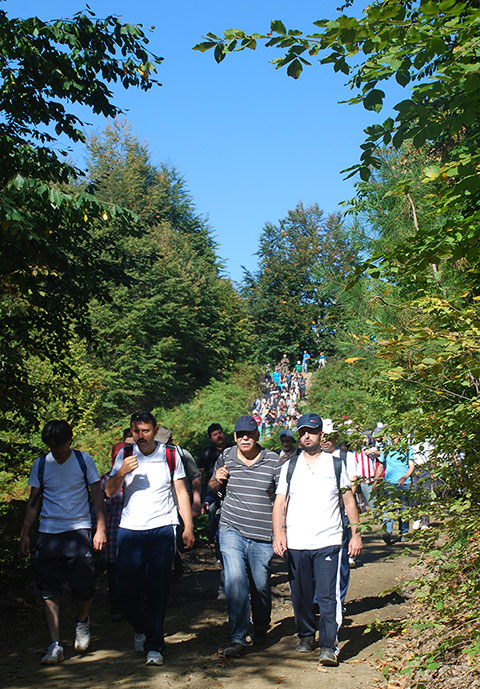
top-left (223, 642), bottom-right (246, 658)
top-left (382, 532), bottom-right (392, 545)
top-left (319, 647), bottom-right (339, 667)
top-left (295, 635), bottom-right (316, 652)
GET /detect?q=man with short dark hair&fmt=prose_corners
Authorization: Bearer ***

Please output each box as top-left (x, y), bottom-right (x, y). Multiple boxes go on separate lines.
top-left (209, 415), bottom-right (280, 658)
top-left (197, 423), bottom-right (232, 491)
top-left (272, 413), bottom-right (362, 667)
top-left (19, 420), bottom-right (106, 665)
top-left (106, 411), bottom-right (194, 666)
top-left (276, 429), bottom-right (298, 464)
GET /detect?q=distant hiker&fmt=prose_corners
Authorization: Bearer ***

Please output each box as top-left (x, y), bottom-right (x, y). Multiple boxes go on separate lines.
top-left (302, 350), bottom-right (311, 373)
top-left (276, 429), bottom-right (299, 464)
top-left (197, 423), bottom-right (233, 494)
top-left (373, 434), bottom-right (415, 544)
top-left (105, 411), bottom-right (194, 666)
top-left (111, 427), bottom-right (134, 464)
top-left (19, 420), bottom-right (106, 665)
top-left (318, 352), bottom-right (327, 368)
top-left (209, 415), bottom-right (280, 658)
top-left (272, 413), bottom-right (362, 667)
top-left (155, 425), bottom-right (201, 581)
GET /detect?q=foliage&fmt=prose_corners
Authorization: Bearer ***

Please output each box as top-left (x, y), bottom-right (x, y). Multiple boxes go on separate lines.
top-left (194, 1), bottom-right (480, 274)
top-left (153, 364), bottom-right (260, 455)
top-left (242, 202), bottom-right (361, 363)
top-left (0, 7), bottom-right (162, 430)
top-left (85, 121), bottom-right (252, 419)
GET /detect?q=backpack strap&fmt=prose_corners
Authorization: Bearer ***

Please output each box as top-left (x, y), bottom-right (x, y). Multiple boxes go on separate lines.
top-left (285, 455), bottom-right (299, 497)
top-left (335, 449), bottom-right (348, 527)
top-left (30, 454), bottom-right (48, 508)
top-left (165, 444), bottom-right (176, 482)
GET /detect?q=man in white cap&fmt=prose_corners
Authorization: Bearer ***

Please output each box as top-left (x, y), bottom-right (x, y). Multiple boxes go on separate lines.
top-left (272, 413), bottom-right (362, 667)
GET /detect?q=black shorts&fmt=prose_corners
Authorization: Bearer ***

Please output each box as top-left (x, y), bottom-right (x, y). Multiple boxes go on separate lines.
top-left (34, 529), bottom-right (95, 601)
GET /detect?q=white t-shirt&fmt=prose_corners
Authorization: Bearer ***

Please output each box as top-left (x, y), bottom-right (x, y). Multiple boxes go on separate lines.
top-left (29, 450), bottom-right (100, 533)
top-left (276, 451), bottom-right (351, 550)
top-left (111, 442), bottom-right (186, 530)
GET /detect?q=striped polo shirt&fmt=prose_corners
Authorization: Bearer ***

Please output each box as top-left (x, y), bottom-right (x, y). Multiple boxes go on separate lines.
top-left (215, 445), bottom-right (281, 542)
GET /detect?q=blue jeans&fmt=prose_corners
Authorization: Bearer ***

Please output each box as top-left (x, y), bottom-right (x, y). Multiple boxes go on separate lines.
top-left (219, 525), bottom-right (273, 645)
top-left (383, 484), bottom-right (410, 536)
top-left (117, 525), bottom-right (175, 652)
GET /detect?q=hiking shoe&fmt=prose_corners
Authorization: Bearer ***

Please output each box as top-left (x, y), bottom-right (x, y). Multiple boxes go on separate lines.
top-left (41, 641), bottom-right (64, 665)
top-left (319, 647), bottom-right (339, 667)
top-left (382, 532), bottom-right (392, 545)
top-left (74, 617), bottom-right (90, 652)
top-left (145, 650), bottom-right (164, 666)
top-left (295, 635), bottom-right (316, 652)
top-left (252, 632), bottom-right (267, 646)
top-left (223, 642), bottom-right (246, 658)
top-left (134, 633), bottom-right (146, 652)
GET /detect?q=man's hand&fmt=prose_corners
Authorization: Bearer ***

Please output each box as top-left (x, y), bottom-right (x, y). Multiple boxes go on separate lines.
top-left (215, 465), bottom-right (229, 483)
top-left (93, 527), bottom-right (107, 551)
top-left (182, 527), bottom-right (195, 550)
top-left (121, 453), bottom-right (138, 476)
top-left (348, 533), bottom-right (363, 557)
top-left (398, 476), bottom-right (406, 486)
top-left (273, 532), bottom-right (287, 557)
top-left (19, 531), bottom-right (31, 556)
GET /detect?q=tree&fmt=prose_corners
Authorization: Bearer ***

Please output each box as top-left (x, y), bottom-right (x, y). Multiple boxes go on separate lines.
top-left (0, 8), bottom-right (162, 430)
top-left (194, 1), bottom-right (480, 275)
top-left (242, 202), bottom-right (360, 363)
top-left (85, 122), bottom-right (252, 419)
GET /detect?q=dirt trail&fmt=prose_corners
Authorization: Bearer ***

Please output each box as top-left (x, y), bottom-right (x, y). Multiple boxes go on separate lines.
top-left (3, 530), bottom-right (418, 689)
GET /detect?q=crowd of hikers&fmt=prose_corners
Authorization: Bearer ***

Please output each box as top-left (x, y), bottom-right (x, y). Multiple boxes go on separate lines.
top-left (18, 353), bottom-right (437, 671)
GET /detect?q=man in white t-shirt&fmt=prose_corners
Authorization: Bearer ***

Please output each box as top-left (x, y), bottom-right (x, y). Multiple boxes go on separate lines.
top-left (19, 420), bottom-right (106, 665)
top-left (105, 411), bottom-right (194, 667)
top-left (272, 413), bottom-right (362, 667)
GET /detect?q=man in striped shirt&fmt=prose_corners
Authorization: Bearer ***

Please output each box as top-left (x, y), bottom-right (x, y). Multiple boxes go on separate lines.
top-left (209, 415), bottom-right (281, 658)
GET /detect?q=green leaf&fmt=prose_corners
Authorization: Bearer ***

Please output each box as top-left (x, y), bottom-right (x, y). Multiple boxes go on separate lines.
top-left (214, 43), bottom-right (225, 63)
top-left (193, 41), bottom-right (216, 53)
top-left (363, 89), bottom-right (385, 113)
top-left (287, 58), bottom-right (303, 79)
top-left (271, 20), bottom-right (287, 34)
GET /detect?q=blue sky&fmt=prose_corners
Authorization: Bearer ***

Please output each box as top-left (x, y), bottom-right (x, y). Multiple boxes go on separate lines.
top-left (6, 1), bottom-right (401, 283)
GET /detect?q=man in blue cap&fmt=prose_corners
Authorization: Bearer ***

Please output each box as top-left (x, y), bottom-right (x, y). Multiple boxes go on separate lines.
top-left (209, 415), bottom-right (281, 658)
top-left (272, 413), bottom-right (362, 667)
top-left (276, 429), bottom-right (299, 464)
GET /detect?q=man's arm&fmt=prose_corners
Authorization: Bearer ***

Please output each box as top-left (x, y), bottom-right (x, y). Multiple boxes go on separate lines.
top-left (372, 460), bottom-right (385, 490)
top-left (272, 494), bottom-right (287, 557)
top-left (343, 489), bottom-right (363, 557)
top-left (173, 479), bottom-right (195, 549)
top-left (19, 487), bottom-right (42, 556)
top-left (190, 477), bottom-right (202, 518)
top-left (105, 453), bottom-right (138, 497)
top-left (90, 481), bottom-right (107, 551)
top-left (398, 458), bottom-right (416, 486)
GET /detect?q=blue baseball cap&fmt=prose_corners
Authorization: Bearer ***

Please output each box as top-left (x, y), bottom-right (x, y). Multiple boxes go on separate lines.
top-left (280, 429), bottom-right (295, 439)
top-left (296, 413), bottom-right (322, 432)
top-left (234, 415), bottom-right (259, 433)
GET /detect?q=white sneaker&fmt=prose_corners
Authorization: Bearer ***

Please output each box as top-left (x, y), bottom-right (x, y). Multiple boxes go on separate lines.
top-left (41, 641), bottom-right (64, 665)
top-left (74, 618), bottom-right (90, 652)
top-left (412, 520), bottom-right (421, 530)
top-left (134, 633), bottom-right (146, 652)
top-left (145, 650), bottom-right (164, 666)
